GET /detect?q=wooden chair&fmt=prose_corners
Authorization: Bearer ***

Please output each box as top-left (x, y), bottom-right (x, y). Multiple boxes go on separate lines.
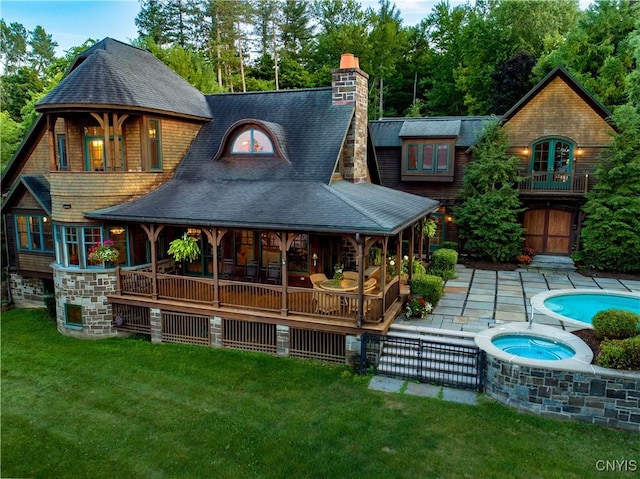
top-left (265, 261), bottom-right (281, 284)
top-left (244, 260), bottom-right (259, 282)
top-left (222, 259), bottom-right (235, 279)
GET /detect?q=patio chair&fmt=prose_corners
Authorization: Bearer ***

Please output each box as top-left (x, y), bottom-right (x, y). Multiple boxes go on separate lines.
top-left (310, 273), bottom-right (328, 288)
top-left (222, 259), bottom-right (235, 279)
top-left (265, 261), bottom-right (281, 284)
top-left (342, 271), bottom-right (359, 281)
top-left (313, 290), bottom-right (342, 315)
top-left (364, 277), bottom-right (377, 293)
top-left (244, 260), bottom-right (260, 282)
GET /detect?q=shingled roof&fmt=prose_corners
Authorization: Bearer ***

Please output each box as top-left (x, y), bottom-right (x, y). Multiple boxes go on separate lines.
top-left (36, 38), bottom-right (211, 120)
top-left (87, 87), bottom-right (439, 235)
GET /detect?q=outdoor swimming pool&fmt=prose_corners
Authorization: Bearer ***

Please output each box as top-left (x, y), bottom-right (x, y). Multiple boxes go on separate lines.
top-left (531, 289), bottom-right (640, 328)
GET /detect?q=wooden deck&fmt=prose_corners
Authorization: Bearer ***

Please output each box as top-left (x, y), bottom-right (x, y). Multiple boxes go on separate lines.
top-left (110, 269), bottom-right (404, 335)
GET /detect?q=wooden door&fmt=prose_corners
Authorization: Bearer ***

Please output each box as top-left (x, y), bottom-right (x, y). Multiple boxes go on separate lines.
top-left (523, 209), bottom-right (572, 254)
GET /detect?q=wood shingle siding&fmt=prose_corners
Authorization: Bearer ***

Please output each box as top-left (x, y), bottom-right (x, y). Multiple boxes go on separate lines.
top-left (50, 172), bottom-right (176, 222)
top-left (503, 77), bottom-right (614, 147)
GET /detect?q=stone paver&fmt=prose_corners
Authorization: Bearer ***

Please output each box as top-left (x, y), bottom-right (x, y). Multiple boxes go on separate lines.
top-left (369, 377), bottom-right (478, 405)
top-left (401, 264), bottom-right (640, 332)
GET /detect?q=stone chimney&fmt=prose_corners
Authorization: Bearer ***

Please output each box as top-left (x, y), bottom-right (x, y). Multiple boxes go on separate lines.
top-left (332, 53), bottom-right (369, 183)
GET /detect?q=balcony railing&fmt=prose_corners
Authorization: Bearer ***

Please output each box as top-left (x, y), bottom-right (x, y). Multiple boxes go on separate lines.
top-left (115, 269), bottom-right (395, 325)
top-left (518, 171), bottom-right (589, 194)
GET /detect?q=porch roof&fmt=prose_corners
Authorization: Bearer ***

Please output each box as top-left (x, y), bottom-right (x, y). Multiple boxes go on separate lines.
top-left (86, 179), bottom-right (439, 235)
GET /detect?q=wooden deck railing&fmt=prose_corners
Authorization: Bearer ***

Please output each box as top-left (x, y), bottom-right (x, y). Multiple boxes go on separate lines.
top-left (518, 172), bottom-right (589, 194)
top-left (116, 269), bottom-right (391, 324)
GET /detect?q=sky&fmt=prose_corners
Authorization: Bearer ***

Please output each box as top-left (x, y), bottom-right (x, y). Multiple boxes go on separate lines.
top-left (1, 0), bottom-right (594, 57)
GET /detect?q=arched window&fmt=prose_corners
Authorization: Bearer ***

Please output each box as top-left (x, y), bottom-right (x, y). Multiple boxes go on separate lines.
top-left (231, 128), bottom-right (274, 154)
top-left (530, 138), bottom-right (574, 189)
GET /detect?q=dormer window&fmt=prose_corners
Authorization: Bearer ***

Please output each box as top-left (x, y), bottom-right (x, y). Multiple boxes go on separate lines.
top-left (231, 128), bottom-right (274, 154)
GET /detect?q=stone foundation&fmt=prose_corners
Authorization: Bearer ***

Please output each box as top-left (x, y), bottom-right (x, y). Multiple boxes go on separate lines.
top-left (9, 274), bottom-right (47, 307)
top-left (484, 354), bottom-right (640, 431)
top-left (53, 265), bottom-right (120, 339)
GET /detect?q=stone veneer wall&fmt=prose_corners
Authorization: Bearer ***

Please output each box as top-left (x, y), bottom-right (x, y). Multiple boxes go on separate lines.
top-left (9, 274), bottom-right (46, 307)
top-left (484, 354), bottom-right (640, 431)
top-left (53, 266), bottom-right (119, 339)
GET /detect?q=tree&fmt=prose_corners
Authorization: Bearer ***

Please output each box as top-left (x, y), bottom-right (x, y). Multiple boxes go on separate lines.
top-left (0, 111), bottom-right (24, 169)
top-left (534, 0), bottom-right (638, 109)
top-left (489, 52), bottom-right (536, 114)
top-left (27, 25), bottom-right (58, 76)
top-left (0, 20), bottom-right (28, 74)
top-left (455, 118), bottom-right (525, 262)
top-left (580, 105), bottom-right (640, 272)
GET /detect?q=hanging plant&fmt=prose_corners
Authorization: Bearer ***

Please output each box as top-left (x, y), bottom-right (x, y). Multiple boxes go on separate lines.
top-left (167, 233), bottom-right (201, 263)
top-left (422, 219), bottom-right (437, 239)
top-left (88, 240), bottom-right (120, 264)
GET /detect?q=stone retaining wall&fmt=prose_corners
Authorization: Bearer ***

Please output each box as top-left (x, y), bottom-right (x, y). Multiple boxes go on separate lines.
top-left (484, 354), bottom-right (640, 432)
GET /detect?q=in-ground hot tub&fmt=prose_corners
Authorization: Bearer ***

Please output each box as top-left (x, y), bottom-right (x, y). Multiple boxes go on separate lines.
top-left (530, 289), bottom-right (640, 329)
top-left (475, 323), bottom-right (593, 369)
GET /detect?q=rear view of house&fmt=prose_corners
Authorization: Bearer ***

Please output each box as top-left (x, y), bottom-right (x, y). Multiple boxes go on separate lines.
top-left (1, 40), bottom-right (438, 363)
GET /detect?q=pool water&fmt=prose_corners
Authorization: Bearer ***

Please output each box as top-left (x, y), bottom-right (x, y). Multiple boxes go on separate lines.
top-left (543, 293), bottom-right (640, 325)
top-left (492, 335), bottom-right (575, 360)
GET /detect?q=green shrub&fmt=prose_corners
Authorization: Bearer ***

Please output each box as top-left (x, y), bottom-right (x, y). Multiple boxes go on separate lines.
top-left (596, 336), bottom-right (640, 370)
top-left (43, 293), bottom-right (56, 320)
top-left (431, 248), bottom-right (458, 271)
top-left (441, 241), bottom-right (458, 251)
top-left (410, 273), bottom-right (444, 307)
top-left (428, 248), bottom-right (458, 280)
top-left (592, 309), bottom-right (639, 340)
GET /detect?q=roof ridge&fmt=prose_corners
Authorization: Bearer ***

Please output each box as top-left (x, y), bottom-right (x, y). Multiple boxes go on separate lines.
top-left (322, 182), bottom-right (386, 229)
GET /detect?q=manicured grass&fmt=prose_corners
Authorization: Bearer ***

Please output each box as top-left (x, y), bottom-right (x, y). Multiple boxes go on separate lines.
top-left (1, 309), bottom-right (637, 479)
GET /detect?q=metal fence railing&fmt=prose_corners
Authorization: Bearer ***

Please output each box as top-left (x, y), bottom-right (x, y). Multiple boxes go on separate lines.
top-left (360, 333), bottom-right (485, 391)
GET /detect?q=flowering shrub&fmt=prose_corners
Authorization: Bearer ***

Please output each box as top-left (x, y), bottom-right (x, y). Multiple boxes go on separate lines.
top-left (518, 254), bottom-right (532, 265)
top-left (522, 247), bottom-right (536, 258)
top-left (88, 240), bottom-right (119, 264)
top-left (405, 296), bottom-right (433, 319)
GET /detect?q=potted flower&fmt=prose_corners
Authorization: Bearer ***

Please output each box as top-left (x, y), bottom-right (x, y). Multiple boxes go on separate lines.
top-left (333, 262), bottom-right (344, 285)
top-left (405, 296), bottom-right (433, 319)
top-left (88, 240), bottom-right (120, 264)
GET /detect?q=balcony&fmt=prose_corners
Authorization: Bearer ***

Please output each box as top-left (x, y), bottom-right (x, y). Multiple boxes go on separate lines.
top-left (518, 171), bottom-right (589, 196)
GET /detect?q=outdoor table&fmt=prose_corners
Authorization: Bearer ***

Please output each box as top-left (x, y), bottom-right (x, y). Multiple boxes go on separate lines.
top-left (318, 279), bottom-right (358, 292)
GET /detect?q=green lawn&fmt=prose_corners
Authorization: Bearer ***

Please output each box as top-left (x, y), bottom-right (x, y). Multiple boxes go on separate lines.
top-left (2, 309), bottom-right (638, 479)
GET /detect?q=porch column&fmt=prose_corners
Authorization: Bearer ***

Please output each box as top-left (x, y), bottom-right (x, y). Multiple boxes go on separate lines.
top-left (396, 230), bottom-right (403, 280)
top-left (141, 224), bottom-right (164, 300)
top-left (211, 228), bottom-right (228, 308)
top-left (356, 234), bottom-right (364, 327)
top-left (408, 224), bottom-right (415, 283)
top-left (418, 218), bottom-right (425, 262)
top-left (281, 231), bottom-right (288, 316)
top-left (380, 237), bottom-right (388, 312)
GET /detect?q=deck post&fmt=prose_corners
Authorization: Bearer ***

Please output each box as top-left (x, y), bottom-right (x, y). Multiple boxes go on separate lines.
top-left (281, 231), bottom-right (288, 316)
top-left (356, 234), bottom-right (364, 327)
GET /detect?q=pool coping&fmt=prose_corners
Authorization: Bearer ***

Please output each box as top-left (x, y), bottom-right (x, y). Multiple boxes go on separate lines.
top-left (529, 288), bottom-right (640, 329)
top-left (474, 323), bottom-right (595, 373)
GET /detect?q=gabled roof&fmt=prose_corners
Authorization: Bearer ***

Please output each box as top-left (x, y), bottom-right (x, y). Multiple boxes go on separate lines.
top-left (36, 38), bottom-right (212, 120)
top-left (86, 87), bottom-right (439, 235)
top-left (370, 116), bottom-right (493, 148)
top-left (501, 66), bottom-right (612, 123)
top-left (1, 175), bottom-right (51, 215)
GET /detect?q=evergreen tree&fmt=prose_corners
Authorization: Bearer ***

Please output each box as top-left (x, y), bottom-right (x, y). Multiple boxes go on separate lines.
top-left (0, 20), bottom-right (28, 74)
top-left (27, 25), bottom-right (58, 76)
top-left (455, 118), bottom-right (525, 262)
top-left (580, 106), bottom-right (640, 272)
